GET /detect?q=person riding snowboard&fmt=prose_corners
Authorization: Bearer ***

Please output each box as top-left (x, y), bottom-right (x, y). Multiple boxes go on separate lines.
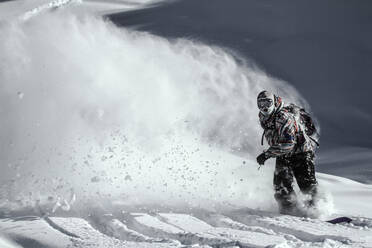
top-left (256, 90), bottom-right (319, 215)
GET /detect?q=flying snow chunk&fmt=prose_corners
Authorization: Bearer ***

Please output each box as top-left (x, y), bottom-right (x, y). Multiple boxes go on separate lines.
top-left (17, 92), bottom-right (24, 99)
top-left (91, 176), bottom-right (100, 183)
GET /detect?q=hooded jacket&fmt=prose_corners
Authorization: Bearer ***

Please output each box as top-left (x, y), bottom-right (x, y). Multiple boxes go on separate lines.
top-left (259, 98), bottom-right (316, 157)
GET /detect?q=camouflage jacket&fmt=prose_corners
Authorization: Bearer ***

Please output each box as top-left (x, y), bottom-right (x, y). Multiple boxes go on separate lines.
top-left (259, 102), bottom-right (316, 158)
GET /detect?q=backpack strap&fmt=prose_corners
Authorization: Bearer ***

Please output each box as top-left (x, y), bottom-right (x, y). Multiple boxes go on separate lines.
top-left (308, 135), bottom-right (320, 147)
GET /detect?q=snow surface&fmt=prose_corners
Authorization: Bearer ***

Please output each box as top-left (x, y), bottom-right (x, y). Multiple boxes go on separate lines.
top-left (1, 197), bottom-right (372, 248)
top-left (0, 0), bottom-right (371, 247)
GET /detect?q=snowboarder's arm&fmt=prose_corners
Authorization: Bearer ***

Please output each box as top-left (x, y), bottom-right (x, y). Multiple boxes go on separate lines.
top-left (266, 112), bottom-right (296, 157)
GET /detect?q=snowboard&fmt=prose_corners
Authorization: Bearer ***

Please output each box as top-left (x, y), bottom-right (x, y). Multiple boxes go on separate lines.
top-left (326, 216), bottom-right (352, 224)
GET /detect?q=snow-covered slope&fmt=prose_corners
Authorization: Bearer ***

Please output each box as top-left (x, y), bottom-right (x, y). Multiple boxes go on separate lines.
top-left (316, 173), bottom-right (372, 217)
top-left (0, 206), bottom-right (372, 248)
top-left (1, 172), bottom-right (371, 248)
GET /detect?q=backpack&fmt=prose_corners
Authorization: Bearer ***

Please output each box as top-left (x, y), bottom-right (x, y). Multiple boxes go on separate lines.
top-left (283, 104), bottom-right (319, 146)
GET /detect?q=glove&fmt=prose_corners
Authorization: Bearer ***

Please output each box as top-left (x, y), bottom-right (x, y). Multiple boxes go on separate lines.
top-left (256, 152), bottom-right (269, 166)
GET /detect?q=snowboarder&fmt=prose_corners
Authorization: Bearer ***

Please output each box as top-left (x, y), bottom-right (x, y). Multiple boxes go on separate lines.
top-left (256, 90), bottom-right (319, 215)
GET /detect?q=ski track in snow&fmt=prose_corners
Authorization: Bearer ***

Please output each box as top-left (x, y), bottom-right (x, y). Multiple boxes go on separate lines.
top-left (0, 211), bottom-right (372, 248)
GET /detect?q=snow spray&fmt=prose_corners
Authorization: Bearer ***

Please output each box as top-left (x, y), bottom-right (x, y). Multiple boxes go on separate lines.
top-left (0, 11), bottom-right (315, 213)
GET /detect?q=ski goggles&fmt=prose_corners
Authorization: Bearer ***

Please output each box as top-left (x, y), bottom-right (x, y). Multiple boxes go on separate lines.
top-left (257, 98), bottom-right (273, 109)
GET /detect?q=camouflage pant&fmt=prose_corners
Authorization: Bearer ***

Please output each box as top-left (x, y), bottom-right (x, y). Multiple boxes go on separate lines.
top-left (274, 152), bottom-right (318, 214)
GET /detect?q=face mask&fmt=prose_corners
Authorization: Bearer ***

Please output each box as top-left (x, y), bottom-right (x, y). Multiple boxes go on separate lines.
top-left (257, 96), bottom-right (275, 116)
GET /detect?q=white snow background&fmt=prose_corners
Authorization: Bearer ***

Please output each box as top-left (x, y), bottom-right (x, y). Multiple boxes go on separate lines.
top-left (0, 1), bottom-right (371, 248)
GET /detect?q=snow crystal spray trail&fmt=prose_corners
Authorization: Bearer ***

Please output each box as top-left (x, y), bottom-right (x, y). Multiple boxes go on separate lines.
top-left (0, 10), bottom-right (312, 212)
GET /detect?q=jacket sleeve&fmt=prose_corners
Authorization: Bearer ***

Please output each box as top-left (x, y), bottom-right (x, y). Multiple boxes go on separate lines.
top-left (266, 112), bottom-right (297, 157)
